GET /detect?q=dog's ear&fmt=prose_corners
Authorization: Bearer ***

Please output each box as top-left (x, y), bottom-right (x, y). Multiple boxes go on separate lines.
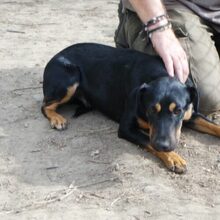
top-left (137, 83), bottom-right (151, 107)
top-left (187, 86), bottom-right (199, 112)
top-left (139, 83), bottom-right (149, 92)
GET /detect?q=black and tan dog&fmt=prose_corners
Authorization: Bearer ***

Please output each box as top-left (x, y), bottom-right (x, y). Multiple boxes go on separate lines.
top-left (42, 43), bottom-right (220, 174)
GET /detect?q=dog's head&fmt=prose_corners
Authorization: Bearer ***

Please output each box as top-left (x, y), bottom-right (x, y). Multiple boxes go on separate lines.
top-left (138, 77), bottom-right (198, 152)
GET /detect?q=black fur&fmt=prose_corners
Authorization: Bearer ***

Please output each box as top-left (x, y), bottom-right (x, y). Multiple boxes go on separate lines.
top-left (42, 43), bottom-right (201, 152)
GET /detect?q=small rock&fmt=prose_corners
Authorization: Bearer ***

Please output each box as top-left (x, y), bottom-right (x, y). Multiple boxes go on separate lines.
top-left (114, 163), bottom-right (120, 171)
top-left (90, 150), bottom-right (100, 157)
top-left (69, 183), bottom-right (74, 189)
top-left (199, 182), bottom-right (207, 187)
top-left (202, 167), bottom-right (211, 173)
top-left (145, 210), bottom-right (152, 215)
top-left (24, 123), bottom-right (29, 128)
top-left (0, 127), bottom-right (7, 138)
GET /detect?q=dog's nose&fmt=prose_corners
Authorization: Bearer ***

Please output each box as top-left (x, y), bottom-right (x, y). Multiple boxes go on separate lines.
top-left (153, 138), bottom-right (174, 152)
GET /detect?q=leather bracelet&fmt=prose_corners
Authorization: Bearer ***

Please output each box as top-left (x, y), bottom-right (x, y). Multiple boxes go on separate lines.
top-left (143, 14), bottom-right (168, 30)
top-left (148, 22), bottom-right (172, 38)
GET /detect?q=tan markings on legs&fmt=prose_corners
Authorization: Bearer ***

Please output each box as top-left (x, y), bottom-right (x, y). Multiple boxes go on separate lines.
top-left (146, 145), bottom-right (186, 174)
top-left (59, 84), bottom-right (79, 104)
top-left (155, 103), bottom-right (161, 113)
top-left (192, 116), bottom-right (220, 137)
top-left (169, 102), bottom-right (176, 113)
top-left (183, 104), bottom-right (193, 121)
top-left (43, 84), bottom-right (79, 130)
top-left (44, 103), bottom-right (67, 130)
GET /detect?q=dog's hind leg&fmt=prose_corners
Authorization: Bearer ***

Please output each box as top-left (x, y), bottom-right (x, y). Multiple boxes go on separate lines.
top-left (185, 113), bottom-right (220, 137)
top-left (71, 90), bottom-right (93, 118)
top-left (42, 56), bottom-right (80, 130)
top-left (72, 105), bottom-right (92, 118)
top-left (42, 83), bottom-right (79, 130)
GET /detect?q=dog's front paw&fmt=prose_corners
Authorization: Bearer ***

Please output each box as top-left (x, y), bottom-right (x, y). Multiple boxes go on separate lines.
top-left (161, 151), bottom-right (187, 174)
top-left (147, 146), bottom-right (186, 174)
top-left (50, 115), bottom-right (67, 130)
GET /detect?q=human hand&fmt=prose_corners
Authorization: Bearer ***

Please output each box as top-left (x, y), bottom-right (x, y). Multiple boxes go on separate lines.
top-left (150, 28), bottom-right (189, 83)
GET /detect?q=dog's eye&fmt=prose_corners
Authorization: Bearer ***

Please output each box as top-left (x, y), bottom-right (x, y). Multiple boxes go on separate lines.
top-left (173, 108), bottom-right (182, 115)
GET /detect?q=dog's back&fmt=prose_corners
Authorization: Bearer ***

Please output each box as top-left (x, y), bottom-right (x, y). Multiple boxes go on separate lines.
top-left (43, 43), bottom-right (168, 121)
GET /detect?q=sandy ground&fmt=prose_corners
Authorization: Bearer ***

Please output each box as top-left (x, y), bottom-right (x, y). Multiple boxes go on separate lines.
top-left (0, 0), bottom-right (220, 219)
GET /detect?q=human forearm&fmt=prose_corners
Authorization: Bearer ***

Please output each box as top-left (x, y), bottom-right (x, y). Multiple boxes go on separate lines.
top-left (129, 0), bottom-right (166, 23)
top-left (128, 0), bottom-right (189, 83)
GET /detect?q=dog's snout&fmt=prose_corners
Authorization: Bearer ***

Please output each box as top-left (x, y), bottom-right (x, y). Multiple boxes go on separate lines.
top-left (153, 137), bottom-right (174, 152)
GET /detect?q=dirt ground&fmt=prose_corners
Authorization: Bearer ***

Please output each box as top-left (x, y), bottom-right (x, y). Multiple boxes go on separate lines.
top-left (0, 0), bottom-right (220, 219)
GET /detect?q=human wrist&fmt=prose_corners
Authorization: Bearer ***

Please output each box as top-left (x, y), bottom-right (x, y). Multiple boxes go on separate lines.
top-left (143, 14), bottom-right (172, 39)
top-left (143, 14), bottom-right (168, 30)
top-left (150, 28), bottom-right (177, 50)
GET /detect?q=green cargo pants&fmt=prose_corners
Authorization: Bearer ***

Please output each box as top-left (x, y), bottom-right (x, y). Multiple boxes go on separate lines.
top-left (114, 5), bottom-right (220, 114)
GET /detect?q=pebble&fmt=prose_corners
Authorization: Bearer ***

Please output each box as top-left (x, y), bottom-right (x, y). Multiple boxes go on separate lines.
top-left (90, 150), bottom-right (100, 157)
top-left (199, 182), bottom-right (206, 187)
top-left (202, 167), bottom-right (211, 173)
top-left (114, 163), bottom-right (120, 171)
top-left (0, 127), bottom-right (8, 138)
top-left (182, 143), bottom-right (187, 148)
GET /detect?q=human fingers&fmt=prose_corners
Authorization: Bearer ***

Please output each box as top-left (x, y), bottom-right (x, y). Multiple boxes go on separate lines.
top-left (172, 55), bottom-right (184, 83)
top-left (174, 52), bottom-right (189, 83)
top-left (161, 52), bottom-right (174, 78)
top-left (181, 53), bottom-right (189, 83)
